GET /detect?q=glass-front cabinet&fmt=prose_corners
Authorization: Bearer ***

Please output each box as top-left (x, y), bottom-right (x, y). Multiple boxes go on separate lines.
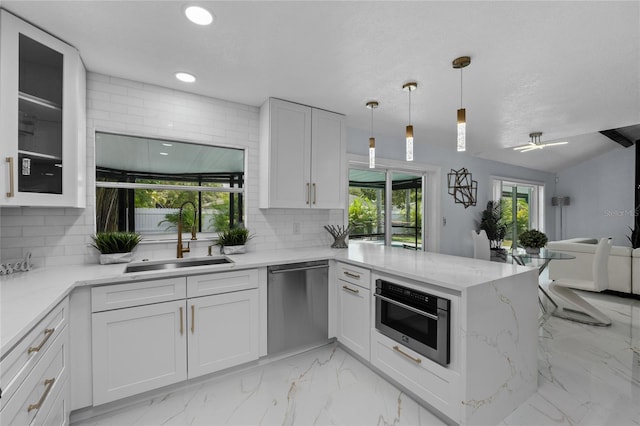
top-left (0, 10), bottom-right (86, 207)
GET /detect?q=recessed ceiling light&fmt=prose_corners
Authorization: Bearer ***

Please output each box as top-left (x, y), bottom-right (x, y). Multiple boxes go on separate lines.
top-left (159, 152), bottom-right (169, 156)
top-left (175, 72), bottom-right (196, 83)
top-left (184, 6), bottom-right (213, 25)
top-left (162, 143), bottom-right (173, 147)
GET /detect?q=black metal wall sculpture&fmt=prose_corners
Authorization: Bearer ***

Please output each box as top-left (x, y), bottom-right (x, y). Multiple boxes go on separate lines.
top-left (447, 167), bottom-right (477, 208)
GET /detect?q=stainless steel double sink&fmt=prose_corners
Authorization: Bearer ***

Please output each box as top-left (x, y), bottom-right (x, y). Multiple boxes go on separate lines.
top-left (124, 256), bottom-right (233, 273)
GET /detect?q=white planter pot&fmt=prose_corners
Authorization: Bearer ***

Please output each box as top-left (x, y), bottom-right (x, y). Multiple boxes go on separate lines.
top-left (222, 245), bottom-right (246, 255)
top-left (99, 252), bottom-right (134, 264)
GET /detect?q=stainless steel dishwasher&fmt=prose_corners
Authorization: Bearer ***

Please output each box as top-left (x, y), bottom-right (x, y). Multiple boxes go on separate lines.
top-left (268, 260), bottom-right (329, 355)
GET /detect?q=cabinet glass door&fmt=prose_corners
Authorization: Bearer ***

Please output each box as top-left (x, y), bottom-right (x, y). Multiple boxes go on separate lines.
top-left (17, 34), bottom-right (63, 194)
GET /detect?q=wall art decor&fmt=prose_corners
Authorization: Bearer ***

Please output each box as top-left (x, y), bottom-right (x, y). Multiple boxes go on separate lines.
top-left (447, 167), bottom-right (477, 208)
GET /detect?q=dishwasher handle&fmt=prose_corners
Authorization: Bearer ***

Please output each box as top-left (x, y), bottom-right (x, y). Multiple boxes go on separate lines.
top-left (269, 264), bottom-right (329, 274)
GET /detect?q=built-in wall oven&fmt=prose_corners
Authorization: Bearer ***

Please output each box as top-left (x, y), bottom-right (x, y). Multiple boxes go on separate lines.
top-left (374, 279), bottom-right (451, 366)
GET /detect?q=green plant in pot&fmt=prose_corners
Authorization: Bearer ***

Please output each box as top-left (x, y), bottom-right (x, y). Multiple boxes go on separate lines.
top-left (479, 201), bottom-right (507, 250)
top-left (216, 226), bottom-right (253, 255)
top-left (518, 229), bottom-right (548, 254)
top-left (91, 232), bottom-right (142, 264)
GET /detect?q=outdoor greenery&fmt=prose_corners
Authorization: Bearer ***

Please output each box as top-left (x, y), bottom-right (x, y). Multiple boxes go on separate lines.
top-left (518, 229), bottom-right (548, 248)
top-left (348, 196), bottom-right (378, 234)
top-left (216, 226), bottom-right (253, 247)
top-left (501, 197), bottom-right (529, 238)
top-left (90, 232), bottom-right (142, 254)
top-left (479, 201), bottom-right (507, 249)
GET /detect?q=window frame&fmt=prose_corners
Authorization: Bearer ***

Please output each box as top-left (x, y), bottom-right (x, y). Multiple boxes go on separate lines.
top-left (94, 130), bottom-right (248, 238)
top-left (347, 155), bottom-right (441, 253)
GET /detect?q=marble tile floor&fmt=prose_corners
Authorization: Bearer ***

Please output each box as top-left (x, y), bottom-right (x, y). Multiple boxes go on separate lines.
top-left (74, 291), bottom-right (639, 426)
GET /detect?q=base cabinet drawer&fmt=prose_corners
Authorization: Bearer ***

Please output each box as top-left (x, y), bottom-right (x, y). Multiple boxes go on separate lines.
top-left (371, 330), bottom-right (459, 423)
top-left (91, 300), bottom-right (187, 405)
top-left (1, 298), bottom-right (68, 410)
top-left (0, 326), bottom-right (69, 426)
top-left (335, 263), bottom-right (370, 289)
top-left (34, 377), bottom-right (68, 426)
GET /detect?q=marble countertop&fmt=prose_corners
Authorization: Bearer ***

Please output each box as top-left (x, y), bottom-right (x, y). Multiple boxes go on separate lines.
top-left (1, 243), bottom-right (530, 357)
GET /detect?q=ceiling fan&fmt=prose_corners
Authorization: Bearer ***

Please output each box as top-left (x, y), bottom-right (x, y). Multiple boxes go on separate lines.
top-left (513, 132), bottom-right (569, 152)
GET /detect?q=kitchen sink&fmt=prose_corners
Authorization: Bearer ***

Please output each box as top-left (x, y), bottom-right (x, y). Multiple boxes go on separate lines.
top-left (124, 256), bottom-right (233, 273)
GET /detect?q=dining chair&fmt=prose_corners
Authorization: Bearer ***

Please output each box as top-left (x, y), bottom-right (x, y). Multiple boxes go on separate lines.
top-left (471, 230), bottom-right (491, 261)
top-left (548, 237), bottom-right (612, 326)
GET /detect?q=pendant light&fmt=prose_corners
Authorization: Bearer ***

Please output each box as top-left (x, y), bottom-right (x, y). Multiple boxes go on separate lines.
top-left (452, 56), bottom-right (471, 152)
top-left (366, 101), bottom-right (379, 168)
top-left (403, 82), bottom-right (417, 161)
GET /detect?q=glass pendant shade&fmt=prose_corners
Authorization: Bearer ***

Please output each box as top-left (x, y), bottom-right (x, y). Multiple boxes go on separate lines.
top-left (457, 108), bottom-right (466, 152)
top-left (369, 137), bottom-right (376, 168)
top-left (406, 125), bottom-right (414, 161)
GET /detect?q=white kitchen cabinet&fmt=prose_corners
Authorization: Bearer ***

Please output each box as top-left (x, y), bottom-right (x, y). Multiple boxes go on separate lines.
top-left (0, 10), bottom-right (86, 207)
top-left (187, 289), bottom-right (259, 378)
top-left (259, 98), bottom-right (345, 209)
top-left (336, 263), bottom-right (371, 361)
top-left (0, 306), bottom-right (69, 425)
top-left (91, 300), bottom-right (188, 405)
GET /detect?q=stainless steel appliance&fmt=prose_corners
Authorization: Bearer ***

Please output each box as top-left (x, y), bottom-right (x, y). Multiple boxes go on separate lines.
top-left (268, 261), bottom-right (329, 355)
top-left (374, 279), bottom-right (451, 366)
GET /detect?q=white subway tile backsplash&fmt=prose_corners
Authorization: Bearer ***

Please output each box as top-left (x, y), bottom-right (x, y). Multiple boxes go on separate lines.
top-left (0, 72), bottom-right (345, 266)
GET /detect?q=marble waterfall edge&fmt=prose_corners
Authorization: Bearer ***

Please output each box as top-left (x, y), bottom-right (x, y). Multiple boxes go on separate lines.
top-left (460, 269), bottom-right (539, 425)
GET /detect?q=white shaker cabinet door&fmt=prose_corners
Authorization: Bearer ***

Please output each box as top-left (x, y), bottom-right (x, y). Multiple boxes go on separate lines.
top-left (337, 280), bottom-right (371, 361)
top-left (91, 300), bottom-right (187, 405)
top-left (310, 108), bottom-right (345, 209)
top-left (260, 98), bottom-right (312, 208)
top-left (187, 289), bottom-right (259, 379)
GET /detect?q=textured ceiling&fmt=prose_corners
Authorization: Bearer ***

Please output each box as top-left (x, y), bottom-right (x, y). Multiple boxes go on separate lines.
top-left (3, 1), bottom-right (639, 173)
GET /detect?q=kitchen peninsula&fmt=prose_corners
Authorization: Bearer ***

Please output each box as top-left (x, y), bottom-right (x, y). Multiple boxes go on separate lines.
top-left (1, 243), bottom-right (538, 425)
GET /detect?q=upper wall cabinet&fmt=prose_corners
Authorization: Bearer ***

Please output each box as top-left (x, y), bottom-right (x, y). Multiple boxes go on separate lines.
top-left (0, 10), bottom-right (86, 207)
top-left (259, 98), bottom-right (345, 209)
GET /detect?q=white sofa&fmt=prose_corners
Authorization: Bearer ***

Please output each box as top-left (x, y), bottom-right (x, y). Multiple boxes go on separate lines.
top-left (633, 248), bottom-right (640, 296)
top-left (546, 238), bottom-right (632, 294)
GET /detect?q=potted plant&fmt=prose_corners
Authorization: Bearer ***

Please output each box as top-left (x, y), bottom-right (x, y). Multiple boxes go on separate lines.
top-left (91, 231), bottom-right (142, 264)
top-left (216, 226), bottom-right (253, 255)
top-left (518, 229), bottom-right (548, 254)
top-left (479, 201), bottom-right (507, 250)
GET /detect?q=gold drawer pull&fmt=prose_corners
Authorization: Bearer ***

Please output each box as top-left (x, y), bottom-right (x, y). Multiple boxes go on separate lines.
top-left (393, 345), bottom-right (422, 364)
top-left (342, 285), bottom-right (359, 294)
top-left (6, 157), bottom-right (15, 197)
top-left (191, 305), bottom-right (195, 334)
top-left (343, 271), bottom-right (361, 279)
top-left (27, 378), bottom-right (55, 412)
top-left (179, 307), bottom-right (184, 335)
top-left (27, 328), bottom-right (55, 354)
top-left (312, 183), bottom-right (317, 205)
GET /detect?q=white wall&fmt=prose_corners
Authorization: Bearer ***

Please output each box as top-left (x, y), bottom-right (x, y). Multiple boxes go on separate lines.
top-left (555, 145), bottom-right (635, 247)
top-left (0, 73), bottom-right (342, 266)
top-left (346, 127), bottom-right (557, 257)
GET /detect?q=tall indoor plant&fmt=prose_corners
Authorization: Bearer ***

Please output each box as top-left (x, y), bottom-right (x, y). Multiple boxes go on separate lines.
top-left (479, 201), bottom-right (507, 249)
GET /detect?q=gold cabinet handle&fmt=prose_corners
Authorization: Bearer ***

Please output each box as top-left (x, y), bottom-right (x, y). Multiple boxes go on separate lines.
top-left (179, 306), bottom-right (184, 336)
top-left (191, 305), bottom-right (195, 334)
top-left (393, 345), bottom-right (422, 364)
top-left (6, 157), bottom-right (14, 197)
top-left (342, 285), bottom-right (359, 294)
top-left (306, 183), bottom-right (310, 205)
top-left (312, 183), bottom-right (317, 205)
top-left (27, 378), bottom-right (55, 412)
top-left (27, 328), bottom-right (55, 354)
top-left (343, 271), bottom-right (361, 279)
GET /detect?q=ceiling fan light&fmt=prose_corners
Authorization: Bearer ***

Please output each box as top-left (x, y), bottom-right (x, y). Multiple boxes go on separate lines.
top-left (457, 108), bottom-right (466, 152)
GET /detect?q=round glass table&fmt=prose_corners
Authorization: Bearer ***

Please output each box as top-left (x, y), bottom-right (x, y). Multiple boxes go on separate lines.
top-left (509, 248), bottom-right (577, 325)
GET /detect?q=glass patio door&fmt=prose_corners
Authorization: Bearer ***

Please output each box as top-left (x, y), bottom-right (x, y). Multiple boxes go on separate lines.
top-left (493, 179), bottom-right (544, 249)
top-left (391, 172), bottom-right (423, 250)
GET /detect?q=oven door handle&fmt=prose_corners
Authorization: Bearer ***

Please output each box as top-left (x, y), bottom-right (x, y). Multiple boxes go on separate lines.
top-left (374, 293), bottom-right (438, 321)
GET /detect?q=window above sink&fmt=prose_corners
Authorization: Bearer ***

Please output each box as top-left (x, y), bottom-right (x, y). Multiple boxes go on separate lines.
top-left (95, 132), bottom-right (245, 236)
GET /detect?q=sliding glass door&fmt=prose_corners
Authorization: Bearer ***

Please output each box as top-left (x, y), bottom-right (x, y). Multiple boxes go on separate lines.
top-left (349, 168), bottom-right (425, 250)
top-left (493, 178), bottom-right (545, 249)
top-left (391, 172), bottom-right (423, 250)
